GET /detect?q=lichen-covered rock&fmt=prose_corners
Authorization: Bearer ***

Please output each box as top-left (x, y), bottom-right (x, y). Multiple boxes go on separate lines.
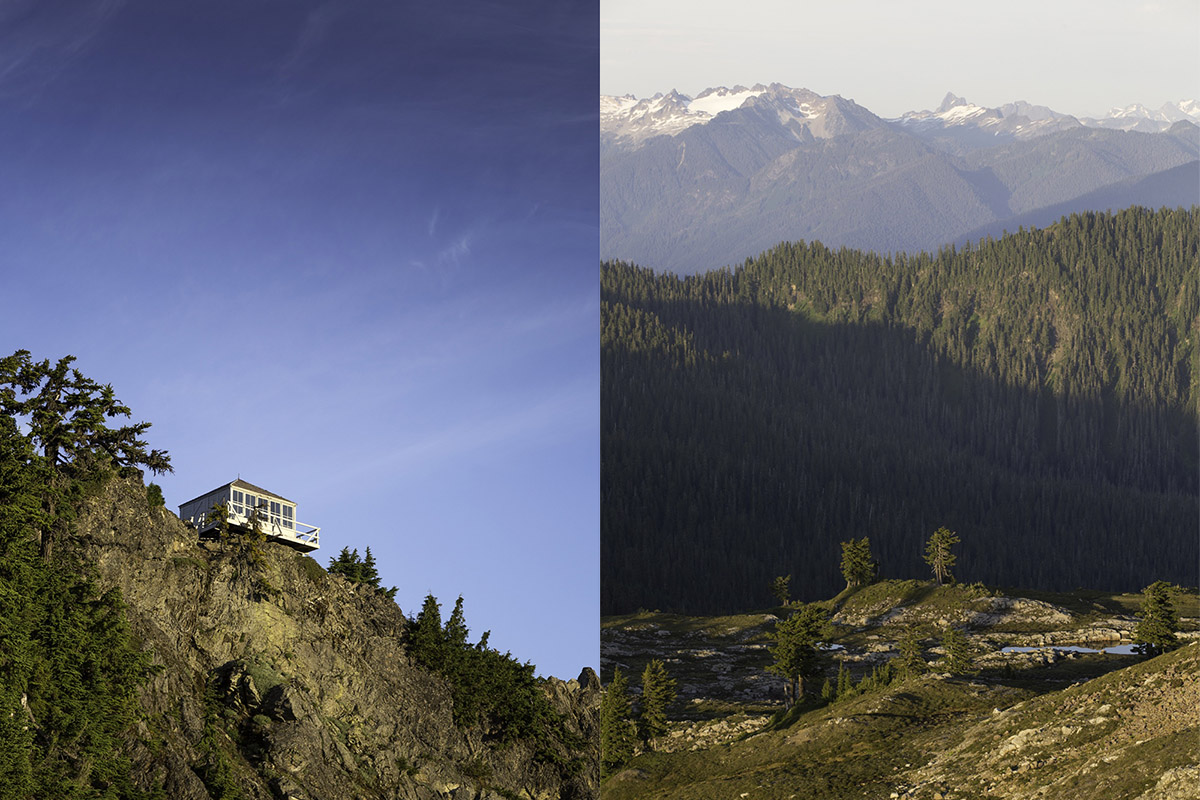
top-left (71, 475), bottom-right (598, 799)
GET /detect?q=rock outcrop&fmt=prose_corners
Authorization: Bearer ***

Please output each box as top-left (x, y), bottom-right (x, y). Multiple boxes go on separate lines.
top-left (72, 475), bottom-right (597, 799)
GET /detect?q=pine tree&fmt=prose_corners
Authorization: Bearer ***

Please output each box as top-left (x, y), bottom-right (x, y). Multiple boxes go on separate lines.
top-left (1133, 581), bottom-right (1179, 657)
top-left (767, 604), bottom-right (829, 706)
top-left (328, 546), bottom-right (397, 598)
top-left (840, 537), bottom-right (877, 589)
top-left (600, 667), bottom-right (638, 776)
top-left (896, 631), bottom-right (926, 679)
top-left (637, 659), bottom-right (676, 749)
top-left (924, 527), bottom-right (960, 585)
top-left (0, 350), bottom-right (172, 558)
top-left (770, 574), bottom-right (791, 605)
top-left (835, 661), bottom-right (853, 701)
top-left (408, 594), bottom-right (444, 671)
top-left (444, 596), bottom-right (470, 649)
top-left (941, 626), bottom-right (976, 675)
top-left (362, 547), bottom-right (380, 585)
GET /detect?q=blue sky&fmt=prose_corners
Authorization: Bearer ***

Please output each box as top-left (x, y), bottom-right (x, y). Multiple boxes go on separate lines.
top-left (1, 1), bottom-right (598, 681)
top-left (602, 0), bottom-right (1200, 118)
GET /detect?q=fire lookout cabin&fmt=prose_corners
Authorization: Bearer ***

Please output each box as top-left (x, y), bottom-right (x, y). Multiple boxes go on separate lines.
top-left (178, 479), bottom-right (320, 552)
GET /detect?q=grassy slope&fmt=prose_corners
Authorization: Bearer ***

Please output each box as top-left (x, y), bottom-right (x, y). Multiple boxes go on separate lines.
top-left (602, 582), bottom-right (1199, 800)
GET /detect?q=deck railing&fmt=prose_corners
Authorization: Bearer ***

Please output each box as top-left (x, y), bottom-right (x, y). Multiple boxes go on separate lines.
top-left (191, 511), bottom-right (320, 551)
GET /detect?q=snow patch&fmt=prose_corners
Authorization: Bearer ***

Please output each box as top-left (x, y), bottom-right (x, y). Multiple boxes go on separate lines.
top-left (689, 87), bottom-right (765, 116)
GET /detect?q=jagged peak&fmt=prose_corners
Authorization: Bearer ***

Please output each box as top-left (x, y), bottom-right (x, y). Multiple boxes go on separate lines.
top-left (937, 92), bottom-right (969, 113)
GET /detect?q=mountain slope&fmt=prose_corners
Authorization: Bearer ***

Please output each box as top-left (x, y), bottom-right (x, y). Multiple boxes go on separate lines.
top-left (70, 475), bottom-right (598, 800)
top-left (600, 589), bottom-right (1200, 800)
top-left (601, 208), bottom-right (1198, 615)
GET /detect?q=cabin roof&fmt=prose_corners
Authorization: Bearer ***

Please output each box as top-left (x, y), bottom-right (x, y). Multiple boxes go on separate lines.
top-left (229, 479), bottom-right (294, 504)
top-left (181, 479), bottom-right (295, 507)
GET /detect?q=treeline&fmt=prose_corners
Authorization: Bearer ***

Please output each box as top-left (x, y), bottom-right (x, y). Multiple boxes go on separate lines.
top-left (0, 353), bottom-right (168, 799)
top-left (601, 207), bottom-right (1198, 615)
top-left (406, 595), bottom-right (586, 773)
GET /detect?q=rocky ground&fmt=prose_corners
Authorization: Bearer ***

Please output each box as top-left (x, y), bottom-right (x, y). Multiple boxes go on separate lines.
top-left (74, 475), bottom-right (599, 800)
top-left (601, 581), bottom-right (1199, 800)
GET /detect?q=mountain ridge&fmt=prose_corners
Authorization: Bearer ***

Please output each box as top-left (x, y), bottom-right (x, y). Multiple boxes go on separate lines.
top-left (601, 83), bottom-right (1199, 273)
top-left (602, 84), bottom-right (1200, 146)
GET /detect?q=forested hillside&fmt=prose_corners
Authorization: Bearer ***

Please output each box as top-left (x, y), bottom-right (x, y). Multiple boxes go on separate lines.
top-left (601, 207), bottom-right (1198, 615)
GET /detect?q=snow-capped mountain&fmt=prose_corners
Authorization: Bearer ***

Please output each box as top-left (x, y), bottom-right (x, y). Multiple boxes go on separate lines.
top-left (601, 84), bottom-right (885, 147)
top-left (893, 92), bottom-right (1082, 143)
top-left (601, 83), bottom-right (1199, 273)
top-left (1082, 100), bottom-right (1200, 133)
top-left (604, 86), bottom-right (1200, 150)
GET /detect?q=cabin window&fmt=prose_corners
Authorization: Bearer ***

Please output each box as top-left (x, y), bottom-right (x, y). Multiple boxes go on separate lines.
top-left (282, 505), bottom-right (294, 529)
top-left (269, 500), bottom-right (282, 526)
top-left (231, 489), bottom-right (244, 515)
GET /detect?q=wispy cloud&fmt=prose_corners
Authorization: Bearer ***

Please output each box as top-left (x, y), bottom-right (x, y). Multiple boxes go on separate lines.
top-left (274, 3), bottom-right (340, 81)
top-left (0, 1), bottom-right (125, 102)
top-left (428, 206), bottom-right (440, 236)
top-left (437, 232), bottom-right (473, 266)
top-left (340, 377), bottom-right (592, 483)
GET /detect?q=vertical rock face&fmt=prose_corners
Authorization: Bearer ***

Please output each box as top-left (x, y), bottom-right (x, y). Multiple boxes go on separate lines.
top-left (71, 476), bottom-right (598, 800)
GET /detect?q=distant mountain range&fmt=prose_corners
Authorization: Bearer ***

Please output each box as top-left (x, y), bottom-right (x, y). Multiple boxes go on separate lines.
top-left (601, 84), bottom-right (1200, 272)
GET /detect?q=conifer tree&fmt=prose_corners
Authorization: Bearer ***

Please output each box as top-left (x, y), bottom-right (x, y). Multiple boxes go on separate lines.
top-left (637, 659), bottom-right (676, 749)
top-left (896, 631), bottom-right (926, 679)
top-left (840, 537), bottom-right (877, 589)
top-left (924, 527), bottom-right (960, 585)
top-left (362, 547), bottom-right (380, 585)
top-left (408, 594), bottom-right (444, 671)
top-left (941, 626), bottom-right (976, 675)
top-left (835, 661), bottom-right (853, 701)
top-left (767, 603), bottom-right (829, 706)
top-left (444, 596), bottom-right (470, 649)
top-left (0, 350), bottom-right (172, 558)
top-left (1133, 581), bottom-right (1179, 657)
top-left (600, 667), bottom-right (637, 776)
top-left (770, 574), bottom-right (791, 605)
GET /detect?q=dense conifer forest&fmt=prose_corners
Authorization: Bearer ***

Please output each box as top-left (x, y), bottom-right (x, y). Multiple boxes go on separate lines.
top-left (601, 207), bottom-right (1198, 615)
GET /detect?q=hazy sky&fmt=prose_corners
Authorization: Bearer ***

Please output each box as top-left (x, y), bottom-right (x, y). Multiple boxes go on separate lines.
top-left (1, 1), bottom-right (598, 681)
top-left (602, 0), bottom-right (1200, 118)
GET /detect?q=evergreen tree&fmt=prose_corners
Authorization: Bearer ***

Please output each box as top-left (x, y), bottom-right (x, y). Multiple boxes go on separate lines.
top-left (924, 527), bottom-right (960, 585)
top-left (0, 371), bottom-right (157, 798)
top-left (362, 547), bottom-right (380, 585)
top-left (328, 546), bottom-right (397, 599)
top-left (637, 659), bottom-right (676, 749)
top-left (941, 626), bottom-right (976, 675)
top-left (443, 596), bottom-right (470, 650)
top-left (767, 604), bottom-right (829, 706)
top-left (770, 574), bottom-right (791, 605)
top-left (408, 594), bottom-right (444, 671)
top-left (840, 537), bottom-right (877, 589)
top-left (0, 350), bottom-right (172, 558)
top-left (600, 667), bottom-right (637, 777)
top-left (1133, 581), bottom-right (1179, 657)
top-left (896, 631), bottom-right (926, 679)
top-left (835, 661), bottom-right (853, 701)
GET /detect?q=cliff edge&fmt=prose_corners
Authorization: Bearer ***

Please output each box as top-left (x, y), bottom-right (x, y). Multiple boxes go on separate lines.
top-left (71, 474), bottom-right (598, 800)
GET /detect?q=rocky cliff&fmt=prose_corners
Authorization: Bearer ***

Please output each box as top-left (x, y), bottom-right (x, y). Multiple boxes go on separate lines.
top-left (70, 475), bottom-right (598, 800)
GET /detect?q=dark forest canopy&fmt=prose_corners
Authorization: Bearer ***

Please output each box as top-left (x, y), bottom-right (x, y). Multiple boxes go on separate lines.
top-left (601, 207), bottom-right (1198, 615)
